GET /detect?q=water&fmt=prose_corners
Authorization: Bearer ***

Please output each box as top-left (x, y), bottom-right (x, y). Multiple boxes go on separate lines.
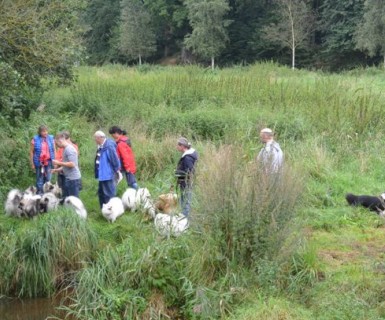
top-left (0, 291), bottom-right (72, 320)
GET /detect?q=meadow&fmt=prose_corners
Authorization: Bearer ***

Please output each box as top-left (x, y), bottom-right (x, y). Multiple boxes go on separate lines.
top-left (1, 63), bottom-right (385, 319)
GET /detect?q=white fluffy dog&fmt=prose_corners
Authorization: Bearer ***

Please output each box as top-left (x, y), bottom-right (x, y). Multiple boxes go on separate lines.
top-left (63, 196), bottom-right (87, 219)
top-left (154, 213), bottom-right (189, 237)
top-left (18, 194), bottom-right (42, 218)
top-left (40, 192), bottom-right (60, 213)
top-left (43, 181), bottom-right (62, 198)
top-left (4, 189), bottom-right (24, 217)
top-left (24, 186), bottom-right (37, 198)
top-left (122, 188), bottom-right (137, 211)
top-left (102, 197), bottom-right (125, 223)
top-left (122, 188), bottom-right (156, 219)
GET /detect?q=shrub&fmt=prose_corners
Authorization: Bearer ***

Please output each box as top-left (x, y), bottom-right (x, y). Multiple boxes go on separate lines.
top-left (0, 61), bottom-right (43, 127)
top-left (194, 144), bottom-right (302, 267)
top-left (148, 109), bottom-right (237, 141)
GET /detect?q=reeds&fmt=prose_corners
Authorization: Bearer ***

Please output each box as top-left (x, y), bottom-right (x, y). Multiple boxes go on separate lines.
top-left (0, 210), bottom-right (97, 297)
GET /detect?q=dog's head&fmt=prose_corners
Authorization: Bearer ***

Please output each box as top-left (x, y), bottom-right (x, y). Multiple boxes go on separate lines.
top-left (25, 186), bottom-right (37, 195)
top-left (345, 193), bottom-right (357, 205)
top-left (44, 182), bottom-right (62, 197)
top-left (155, 192), bottom-right (178, 214)
top-left (19, 195), bottom-right (41, 218)
top-left (380, 193), bottom-right (385, 201)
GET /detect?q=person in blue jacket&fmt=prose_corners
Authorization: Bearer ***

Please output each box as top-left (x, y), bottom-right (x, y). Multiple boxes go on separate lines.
top-left (175, 137), bottom-right (198, 217)
top-left (94, 131), bottom-right (121, 208)
top-left (29, 125), bottom-right (56, 194)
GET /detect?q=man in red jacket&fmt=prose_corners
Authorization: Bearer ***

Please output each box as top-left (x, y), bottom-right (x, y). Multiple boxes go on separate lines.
top-left (109, 126), bottom-right (138, 190)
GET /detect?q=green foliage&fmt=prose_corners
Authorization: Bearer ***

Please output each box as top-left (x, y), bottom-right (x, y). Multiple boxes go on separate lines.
top-left (64, 240), bottom-right (190, 319)
top-left (0, 0), bottom-right (86, 87)
top-left (184, 0), bottom-right (231, 67)
top-left (195, 144), bottom-right (302, 267)
top-left (262, 0), bottom-right (315, 69)
top-left (0, 210), bottom-right (97, 297)
top-left (148, 108), bottom-right (236, 140)
top-left (0, 61), bottom-right (43, 128)
top-left (3, 65), bottom-right (385, 319)
top-left (82, 0), bottom-right (121, 64)
top-left (0, 0), bottom-right (85, 124)
top-left (354, 0), bottom-right (385, 64)
top-left (319, 0), bottom-right (365, 70)
top-left (118, 0), bottom-right (157, 65)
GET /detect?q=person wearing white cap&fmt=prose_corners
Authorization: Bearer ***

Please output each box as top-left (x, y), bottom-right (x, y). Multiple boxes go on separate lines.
top-left (257, 128), bottom-right (283, 173)
top-left (94, 131), bottom-right (121, 208)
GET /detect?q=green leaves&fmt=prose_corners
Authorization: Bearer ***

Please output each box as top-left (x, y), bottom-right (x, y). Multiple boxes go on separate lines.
top-left (118, 0), bottom-right (157, 65)
top-left (184, 0), bottom-right (231, 67)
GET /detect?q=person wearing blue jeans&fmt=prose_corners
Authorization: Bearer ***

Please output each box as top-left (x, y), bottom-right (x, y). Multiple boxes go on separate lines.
top-left (30, 125), bottom-right (55, 195)
top-left (175, 137), bottom-right (198, 217)
top-left (94, 131), bottom-right (121, 208)
top-left (52, 132), bottom-right (81, 198)
top-left (108, 126), bottom-right (138, 190)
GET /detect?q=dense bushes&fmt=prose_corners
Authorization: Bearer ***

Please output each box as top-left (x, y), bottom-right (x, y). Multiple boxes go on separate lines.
top-left (148, 109), bottom-right (237, 140)
top-left (0, 61), bottom-right (43, 127)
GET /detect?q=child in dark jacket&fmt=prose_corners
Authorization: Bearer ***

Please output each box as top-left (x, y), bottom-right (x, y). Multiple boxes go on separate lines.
top-left (175, 137), bottom-right (198, 217)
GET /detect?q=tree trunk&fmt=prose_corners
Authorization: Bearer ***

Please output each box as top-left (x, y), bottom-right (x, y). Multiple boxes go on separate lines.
top-left (139, 54), bottom-right (142, 66)
top-left (289, 3), bottom-right (295, 70)
top-left (211, 56), bottom-right (215, 70)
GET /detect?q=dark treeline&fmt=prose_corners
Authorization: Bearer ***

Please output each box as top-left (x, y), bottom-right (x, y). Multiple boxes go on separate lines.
top-left (83, 0), bottom-right (385, 70)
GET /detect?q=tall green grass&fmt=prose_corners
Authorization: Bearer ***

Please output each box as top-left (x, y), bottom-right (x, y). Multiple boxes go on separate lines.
top-left (0, 210), bottom-right (97, 297)
top-left (2, 63), bottom-right (385, 318)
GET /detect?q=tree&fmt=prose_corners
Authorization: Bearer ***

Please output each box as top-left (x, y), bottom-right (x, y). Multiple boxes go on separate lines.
top-left (319, 0), bottom-right (364, 70)
top-left (221, 0), bottom-right (273, 64)
top-left (143, 0), bottom-right (189, 58)
top-left (354, 0), bottom-right (385, 68)
top-left (82, 0), bottom-right (121, 64)
top-left (119, 0), bottom-right (156, 65)
top-left (0, 0), bottom-right (85, 124)
top-left (262, 0), bottom-right (315, 69)
top-left (184, 0), bottom-right (231, 69)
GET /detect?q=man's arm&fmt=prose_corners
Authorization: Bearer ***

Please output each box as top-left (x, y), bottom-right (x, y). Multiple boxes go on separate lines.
top-left (107, 145), bottom-right (121, 173)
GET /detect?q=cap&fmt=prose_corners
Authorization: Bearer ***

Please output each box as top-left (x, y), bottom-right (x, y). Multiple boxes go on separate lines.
top-left (177, 137), bottom-right (191, 147)
top-left (260, 128), bottom-right (273, 134)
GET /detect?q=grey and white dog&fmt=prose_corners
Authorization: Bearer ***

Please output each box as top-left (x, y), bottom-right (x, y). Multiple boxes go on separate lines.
top-left (18, 194), bottom-right (42, 218)
top-left (40, 192), bottom-right (60, 213)
top-left (4, 189), bottom-right (24, 217)
top-left (43, 181), bottom-right (62, 198)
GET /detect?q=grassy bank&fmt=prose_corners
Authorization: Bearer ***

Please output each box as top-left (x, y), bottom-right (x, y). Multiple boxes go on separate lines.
top-left (1, 63), bottom-right (385, 318)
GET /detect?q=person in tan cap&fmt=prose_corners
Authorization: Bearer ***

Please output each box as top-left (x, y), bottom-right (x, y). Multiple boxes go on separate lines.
top-left (257, 128), bottom-right (283, 173)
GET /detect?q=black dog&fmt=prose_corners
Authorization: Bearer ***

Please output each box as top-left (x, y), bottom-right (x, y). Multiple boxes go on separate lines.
top-left (345, 193), bottom-right (385, 213)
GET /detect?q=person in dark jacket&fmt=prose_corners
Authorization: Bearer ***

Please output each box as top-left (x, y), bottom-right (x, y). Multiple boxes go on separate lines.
top-left (175, 137), bottom-right (198, 217)
top-left (94, 131), bottom-right (121, 208)
top-left (109, 126), bottom-right (138, 190)
top-left (29, 125), bottom-right (56, 194)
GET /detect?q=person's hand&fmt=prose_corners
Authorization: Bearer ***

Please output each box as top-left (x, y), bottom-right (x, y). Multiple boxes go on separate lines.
top-left (52, 159), bottom-right (59, 166)
top-left (51, 168), bottom-right (59, 174)
top-left (114, 171), bottom-right (123, 185)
